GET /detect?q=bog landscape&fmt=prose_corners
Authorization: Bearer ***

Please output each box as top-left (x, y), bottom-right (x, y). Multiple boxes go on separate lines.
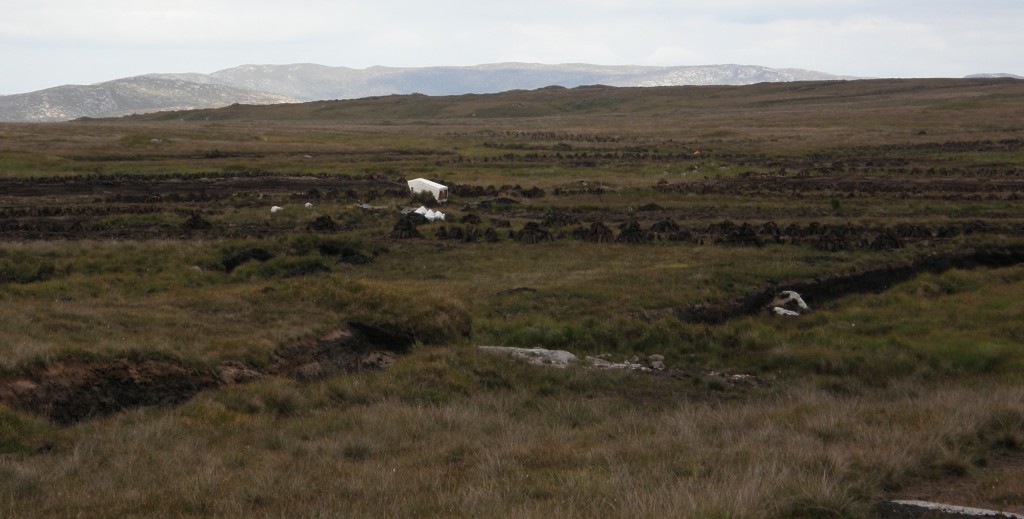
top-left (2, 78), bottom-right (1024, 517)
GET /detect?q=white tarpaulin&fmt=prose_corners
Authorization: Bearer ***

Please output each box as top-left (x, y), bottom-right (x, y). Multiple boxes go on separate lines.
top-left (413, 206), bottom-right (445, 221)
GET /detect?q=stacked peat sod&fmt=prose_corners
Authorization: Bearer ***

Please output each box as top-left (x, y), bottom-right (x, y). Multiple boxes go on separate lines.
top-left (617, 219), bottom-right (650, 244)
top-left (389, 218), bottom-right (423, 239)
top-left (411, 212), bottom-right (967, 250)
top-left (515, 222), bottom-right (555, 243)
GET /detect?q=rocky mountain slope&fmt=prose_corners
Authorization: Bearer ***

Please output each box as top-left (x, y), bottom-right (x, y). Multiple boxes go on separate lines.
top-left (964, 73), bottom-right (1024, 79)
top-left (0, 76), bottom-right (296, 123)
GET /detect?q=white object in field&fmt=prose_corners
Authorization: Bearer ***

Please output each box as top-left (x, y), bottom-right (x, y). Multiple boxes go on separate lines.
top-left (407, 178), bottom-right (449, 203)
top-left (778, 290), bottom-right (809, 310)
top-left (422, 209), bottom-right (446, 222)
top-left (414, 206), bottom-right (429, 215)
top-left (304, 202), bottom-right (313, 209)
top-left (270, 206), bottom-right (283, 213)
top-left (768, 290), bottom-right (809, 316)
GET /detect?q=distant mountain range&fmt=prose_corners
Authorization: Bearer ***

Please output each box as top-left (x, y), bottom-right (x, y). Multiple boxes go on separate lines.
top-left (0, 76), bottom-right (296, 123)
top-left (150, 63), bottom-right (857, 102)
top-left (964, 73), bottom-right (1024, 79)
top-left (0, 62), bottom-right (1015, 123)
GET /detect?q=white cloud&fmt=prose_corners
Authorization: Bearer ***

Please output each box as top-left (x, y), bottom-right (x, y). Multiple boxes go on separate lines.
top-left (1, 0), bottom-right (1022, 94)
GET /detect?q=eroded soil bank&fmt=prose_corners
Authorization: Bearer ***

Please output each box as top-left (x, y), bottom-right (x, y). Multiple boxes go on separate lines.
top-left (0, 322), bottom-right (413, 424)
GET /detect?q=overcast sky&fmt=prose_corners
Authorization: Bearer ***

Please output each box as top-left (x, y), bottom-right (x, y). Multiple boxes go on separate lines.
top-left (1, 0), bottom-right (1021, 95)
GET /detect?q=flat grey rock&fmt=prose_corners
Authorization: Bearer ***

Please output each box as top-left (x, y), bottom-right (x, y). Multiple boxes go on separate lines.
top-left (878, 500), bottom-right (1024, 518)
top-left (477, 346), bottom-right (578, 368)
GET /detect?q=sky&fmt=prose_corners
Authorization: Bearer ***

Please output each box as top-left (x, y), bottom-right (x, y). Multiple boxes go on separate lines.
top-left (1, 0), bottom-right (1022, 95)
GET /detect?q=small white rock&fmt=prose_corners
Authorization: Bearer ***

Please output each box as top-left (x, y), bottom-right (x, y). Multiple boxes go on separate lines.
top-left (779, 290), bottom-right (809, 310)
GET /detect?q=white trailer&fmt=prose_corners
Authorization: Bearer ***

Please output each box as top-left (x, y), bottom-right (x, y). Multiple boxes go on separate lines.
top-left (407, 178), bottom-right (449, 203)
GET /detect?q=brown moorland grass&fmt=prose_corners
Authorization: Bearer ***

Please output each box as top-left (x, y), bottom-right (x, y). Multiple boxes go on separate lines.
top-left (3, 79), bottom-right (1023, 180)
top-left (2, 351), bottom-right (1022, 517)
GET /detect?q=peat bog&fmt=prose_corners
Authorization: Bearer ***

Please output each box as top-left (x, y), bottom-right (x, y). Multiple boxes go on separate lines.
top-left (2, 79), bottom-right (1024, 517)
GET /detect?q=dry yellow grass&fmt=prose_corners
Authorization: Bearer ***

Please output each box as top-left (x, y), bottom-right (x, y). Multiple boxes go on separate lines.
top-left (2, 354), bottom-right (1021, 517)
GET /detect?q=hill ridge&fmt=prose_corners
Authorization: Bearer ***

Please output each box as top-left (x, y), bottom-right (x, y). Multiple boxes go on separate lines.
top-left (2, 62), bottom-right (855, 122)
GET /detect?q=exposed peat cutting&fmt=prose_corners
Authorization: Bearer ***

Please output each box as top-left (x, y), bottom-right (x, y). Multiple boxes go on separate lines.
top-left (0, 322), bottom-right (414, 425)
top-left (654, 247), bottom-right (1024, 325)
